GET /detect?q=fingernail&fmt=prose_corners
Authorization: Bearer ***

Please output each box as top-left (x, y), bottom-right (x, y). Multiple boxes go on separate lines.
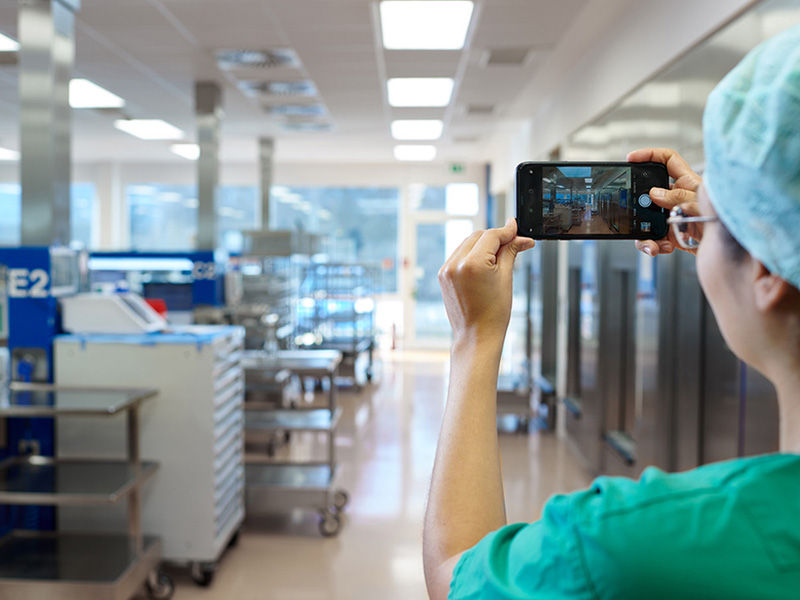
top-left (650, 187), bottom-right (666, 199)
top-left (644, 247), bottom-right (653, 257)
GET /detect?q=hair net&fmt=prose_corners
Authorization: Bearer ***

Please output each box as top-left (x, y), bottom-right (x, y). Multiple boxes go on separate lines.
top-left (703, 23), bottom-right (800, 289)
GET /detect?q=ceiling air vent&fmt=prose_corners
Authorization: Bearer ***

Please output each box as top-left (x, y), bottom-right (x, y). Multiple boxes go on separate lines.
top-left (466, 104), bottom-right (495, 116)
top-left (238, 80), bottom-right (318, 98)
top-left (484, 47), bottom-right (531, 67)
top-left (265, 104), bottom-right (326, 117)
top-left (282, 120), bottom-right (331, 132)
top-left (216, 48), bottom-right (300, 70)
top-left (453, 135), bottom-right (480, 144)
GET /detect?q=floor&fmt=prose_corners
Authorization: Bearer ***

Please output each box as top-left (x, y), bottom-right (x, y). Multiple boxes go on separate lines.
top-left (164, 351), bottom-right (591, 600)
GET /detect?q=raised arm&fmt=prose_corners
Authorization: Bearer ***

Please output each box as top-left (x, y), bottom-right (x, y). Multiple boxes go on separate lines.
top-left (423, 218), bottom-right (535, 600)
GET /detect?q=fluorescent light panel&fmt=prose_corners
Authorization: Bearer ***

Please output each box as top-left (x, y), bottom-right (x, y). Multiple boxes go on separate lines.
top-left (391, 119), bottom-right (443, 140)
top-left (393, 144), bottom-right (436, 161)
top-left (70, 79), bottom-right (125, 109)
top-left (170, 143), bottom-right (200, 160)
top-left (380, 1), bottom-right (474, 50)
top-left (114, 119), bottom-right (183, 140)
top-left (387, 78), bottom-right (454, 107)
top-left (0, 33), bottom-right (19, 52)
top-left (0, 147), bottom-right (19, 161)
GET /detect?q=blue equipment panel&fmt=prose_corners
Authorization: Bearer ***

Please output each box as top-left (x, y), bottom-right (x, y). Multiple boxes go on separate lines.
top-left (0, 246), bottom-right (82, 533)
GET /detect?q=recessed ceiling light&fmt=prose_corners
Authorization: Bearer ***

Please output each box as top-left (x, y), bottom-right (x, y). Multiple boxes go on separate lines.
top-left (394, 144), bottom-right (436, 161)
top-left (114, 119), bottom-right (183, 140)
top-left (380, 1), bottom-right (474, 50)
top-left (387, 78), bottom-right (454, 107)
top-left (70, 79), bottom-right (125, 109)
top-left (0, 33), bottom-right (19, 52)
top-left (391, 119), bottom-right (443, 140)
top-left (0, 147), bottom-right (19, 161)
top-left (170, 143), bottom-right (200, 160)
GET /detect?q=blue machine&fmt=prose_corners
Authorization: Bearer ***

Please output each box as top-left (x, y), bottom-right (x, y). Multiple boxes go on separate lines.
top-left (87, 250), bottom-right (226, 311)
top-left (0, 246), bottom-right (86, 532)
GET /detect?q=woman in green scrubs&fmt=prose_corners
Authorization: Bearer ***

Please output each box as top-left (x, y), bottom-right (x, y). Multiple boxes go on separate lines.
top-left (423, 24), bottom-right (800, 600)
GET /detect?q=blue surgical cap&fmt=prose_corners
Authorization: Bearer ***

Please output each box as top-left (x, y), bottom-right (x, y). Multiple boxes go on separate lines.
top-left (703, 23), bottom-right (800, 289)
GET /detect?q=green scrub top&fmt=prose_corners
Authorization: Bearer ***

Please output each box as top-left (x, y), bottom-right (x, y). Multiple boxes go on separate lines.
top-left (449, 453), bottom-right (800, 599)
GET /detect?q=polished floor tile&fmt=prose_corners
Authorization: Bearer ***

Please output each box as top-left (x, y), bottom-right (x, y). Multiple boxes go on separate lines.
top-left (160, 351), bottom-right (591, 600)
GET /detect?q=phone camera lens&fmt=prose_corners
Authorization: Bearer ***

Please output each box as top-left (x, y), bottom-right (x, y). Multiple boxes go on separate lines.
top-left (641, 170), bottom-right (649, 177)
top-left (528, 188), bottom-right (534, 194)
top-left (528, 169), bottom-right (534, 175)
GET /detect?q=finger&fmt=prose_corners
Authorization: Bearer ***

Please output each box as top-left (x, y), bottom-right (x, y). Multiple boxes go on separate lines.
top-left (636, 240), bottom-right (659, 257)
top-left (470, 218), bottom-right (518, 260)
top-left (447, 230), bottom-right (483, 262)
top-left (656, 239), bottom-right (675, 254)
top-left (649, 186), bottom-right (696, 210)
top-left (497, 236), bottom-right (535, 273)
top-left (626, 147), bottom-right (700, 185)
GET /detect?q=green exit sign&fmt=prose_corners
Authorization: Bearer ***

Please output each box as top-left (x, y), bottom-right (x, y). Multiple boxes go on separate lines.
top-left (449, 163), bottom-right (464, 174)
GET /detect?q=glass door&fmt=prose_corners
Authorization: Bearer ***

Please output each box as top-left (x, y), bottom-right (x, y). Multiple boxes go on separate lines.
top-left (403, 182), bottom-right (483, 348)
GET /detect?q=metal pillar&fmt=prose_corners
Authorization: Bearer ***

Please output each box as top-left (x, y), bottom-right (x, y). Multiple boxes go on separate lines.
top-left (195, 81), bottom-right (222, 250)
top-left (19, 0), bottom-right (80, 246)
top-left (259, 137), bottom-right (274, 230)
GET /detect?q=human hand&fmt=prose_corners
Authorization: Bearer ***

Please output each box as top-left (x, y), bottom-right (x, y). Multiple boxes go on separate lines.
top-left (627, 148), bottom-right (702, 256)
top-left (438, 219), bottom-right (535, 348)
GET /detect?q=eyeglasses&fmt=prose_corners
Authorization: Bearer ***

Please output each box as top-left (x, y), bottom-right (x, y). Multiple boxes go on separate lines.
top-left (666, 206), bottom-right (719, 249)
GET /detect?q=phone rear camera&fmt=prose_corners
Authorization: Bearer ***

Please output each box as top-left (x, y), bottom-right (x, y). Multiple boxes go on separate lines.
top-left (641, 170), bottom-right (649, 177)
top-left (528, 188), bottom-right (535, 194)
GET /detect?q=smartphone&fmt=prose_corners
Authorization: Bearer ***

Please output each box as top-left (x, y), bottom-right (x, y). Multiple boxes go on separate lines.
top-left (516, 161), bottom-right (669, 239)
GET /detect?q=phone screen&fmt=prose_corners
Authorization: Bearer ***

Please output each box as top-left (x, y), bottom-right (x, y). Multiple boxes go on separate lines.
top-left (516, 162), bottom-right (669, 239)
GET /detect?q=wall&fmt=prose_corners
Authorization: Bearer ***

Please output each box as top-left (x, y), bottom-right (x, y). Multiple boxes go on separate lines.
top-left (486, 0), bottom-right (760, 197)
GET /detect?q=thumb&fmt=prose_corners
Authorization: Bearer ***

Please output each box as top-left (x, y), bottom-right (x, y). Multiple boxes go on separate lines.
top-left (497, 236), bottom-right (535, 273)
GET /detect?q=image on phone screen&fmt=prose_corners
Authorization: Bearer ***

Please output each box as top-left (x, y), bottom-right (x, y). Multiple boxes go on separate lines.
top-left (516, 162), bottom-right (668, 240)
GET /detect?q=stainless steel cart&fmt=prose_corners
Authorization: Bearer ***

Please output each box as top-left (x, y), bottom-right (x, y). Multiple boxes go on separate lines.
top-left (0, 382), bottom-right (171, 600)
top-left (241, 350), bottom-right (349, 536)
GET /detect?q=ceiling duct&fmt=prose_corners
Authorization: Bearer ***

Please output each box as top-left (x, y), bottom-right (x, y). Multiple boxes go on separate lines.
top-left (216, 48), bottom-right (300, 70)
top-left (482, 47), bottom-right (531, 67)
top-left (238, 80), bottom-right (318, 98)
top-left (466, 104), bottom-right (495, 116)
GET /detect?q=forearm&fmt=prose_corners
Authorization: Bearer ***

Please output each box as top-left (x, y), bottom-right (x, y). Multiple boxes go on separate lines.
top-left (423, 334), bottom-right (507, 593)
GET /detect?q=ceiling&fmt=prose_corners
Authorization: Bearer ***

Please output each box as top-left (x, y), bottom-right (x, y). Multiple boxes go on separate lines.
top-left (0, 0), bottom-right (589, 165)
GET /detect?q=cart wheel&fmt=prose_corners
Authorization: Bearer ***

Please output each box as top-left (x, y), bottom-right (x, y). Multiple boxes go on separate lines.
top-left (318, 509), bottom-right (341, 537)
top-left (332, 489), bottom-right (350, 512)
top-left (366, 370), bottom-right (373, 382)
top-left (516, 418), bottom-right (530, 434)
top-left (146, 571), bottom-right (175, 600)
top-left (190, 562), bottom-right (216, 587)
top-left (227, 528), bottom-right (241, 549)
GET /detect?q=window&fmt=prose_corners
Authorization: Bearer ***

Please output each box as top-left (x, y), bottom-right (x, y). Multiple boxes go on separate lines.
top-left (0, 183), bottom-right (96, 247)
top-left (409, 182), bottom-right (480, 216)
top-left (270, 186), bottom-right (400, 292)
top-left (127, 185), bottom-right (260, 252)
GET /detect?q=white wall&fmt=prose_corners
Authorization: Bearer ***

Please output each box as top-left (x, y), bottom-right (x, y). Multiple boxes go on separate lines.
top-left (486, 0), bottom-right (759, 196)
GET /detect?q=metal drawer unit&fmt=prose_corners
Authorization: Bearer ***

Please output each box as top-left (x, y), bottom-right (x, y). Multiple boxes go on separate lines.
top-left (53, 326), bottom-right (245, 588)
top-left (241, 349), bottom-right (349, 537)
top-left (0, 383), bottom-right (171, 600)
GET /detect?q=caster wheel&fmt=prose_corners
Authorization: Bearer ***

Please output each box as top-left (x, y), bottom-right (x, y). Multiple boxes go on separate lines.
top-left (227, 528), bottom-right (240, 549)
top-left (146, 571), bottom-right (175, 600)
top-left (190, 562), bottom-right (216, 587)
top-left (318, 509), bottom-right (341, 537)
top-left (332, 489), bottom-right (349, 512)
top-left (366, 371), bottom-right (373, 382)
top-left (283, 431), bottom-right (292, 444)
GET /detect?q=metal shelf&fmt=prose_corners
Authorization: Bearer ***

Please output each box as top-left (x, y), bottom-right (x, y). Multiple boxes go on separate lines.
top-left (0, 531), bottom-right (161, 599)
top-left (0, 383), bottom-right (156, 417)
top-left (245, 408), bottom-right (341, 434)
top-left (246, 463), bottom-right (336, 492)
top-left (0, 457), bottom-right (158, 506)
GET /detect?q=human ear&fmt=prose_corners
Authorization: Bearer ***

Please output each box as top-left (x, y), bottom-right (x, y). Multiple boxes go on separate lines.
top-left (752, 261), bottom-right (793, 312)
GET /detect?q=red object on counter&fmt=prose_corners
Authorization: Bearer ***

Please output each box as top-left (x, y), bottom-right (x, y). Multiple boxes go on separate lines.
top-left (144, 298), bottom-right (168, 317)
